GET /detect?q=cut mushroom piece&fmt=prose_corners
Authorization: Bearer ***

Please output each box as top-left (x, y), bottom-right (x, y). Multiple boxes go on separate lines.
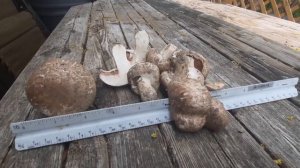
top-left (133, 30), bottom-right (150, 63)
top-left (127, 62), bottom-right (160, 101)
top-left (205, 82), bottom-right (225, 91)
top-left (100, 30), bottom-right (150, 87)
top-left (174, 50), bottom-right (209, 78)
top-left (186, 51), bottom-right (209, 79)
top-left (100, 44), bottom-right (134, 86)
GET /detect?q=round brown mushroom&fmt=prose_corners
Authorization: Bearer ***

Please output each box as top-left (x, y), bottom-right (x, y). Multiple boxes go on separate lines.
top-left (25, 58), bottom-right (96, 116)
top-left (127, 62), bottom-right (160, 101)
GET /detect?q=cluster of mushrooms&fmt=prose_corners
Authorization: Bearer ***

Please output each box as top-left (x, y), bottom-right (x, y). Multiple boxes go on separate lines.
top-left (25, 30), bottom-right (229, 133)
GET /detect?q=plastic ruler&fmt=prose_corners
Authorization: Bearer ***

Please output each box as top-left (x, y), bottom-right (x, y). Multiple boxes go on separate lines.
top-left (10, 78), bottom-right (299, 151)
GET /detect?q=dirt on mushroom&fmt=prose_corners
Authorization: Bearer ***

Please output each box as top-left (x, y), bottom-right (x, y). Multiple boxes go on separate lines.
top-left (25, 58), bottom-right (96, 116)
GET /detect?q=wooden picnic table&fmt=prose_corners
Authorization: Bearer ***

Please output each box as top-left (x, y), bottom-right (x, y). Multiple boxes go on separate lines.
top-left (1, 0), bottom-right (300, 167)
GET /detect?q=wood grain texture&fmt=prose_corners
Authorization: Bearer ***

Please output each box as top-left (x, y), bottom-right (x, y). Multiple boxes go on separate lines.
top-left (174, 1), bottom-right (300, 70)
top-left (64, 2), bottom-right (109, 168)
top-left (125, 0), bottom-right (279, 167)
top-left (171, 0), bottom-right (300, 50)
top-left (88, 0), bottom-right (173, 167)
top-left (141, 0), bottom-right (300, 167)
top-left (0, 4), bottom-right (91, 167)
top-left (144, 0), bottom-right (300, 106)
top-left (0, 11), bottom-right (36, 47)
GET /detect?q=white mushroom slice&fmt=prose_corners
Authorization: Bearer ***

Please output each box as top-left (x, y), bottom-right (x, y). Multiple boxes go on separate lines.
top-left (133, 30), bottom-right (150, 62)
top-left (99, 30), bottom-right (150, 87)
top-left (100, 44), bottom-right (134, 86)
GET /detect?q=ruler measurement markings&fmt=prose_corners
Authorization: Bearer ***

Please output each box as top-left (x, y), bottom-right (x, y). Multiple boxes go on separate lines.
top-left (11, 78), bottom-right (299, 150)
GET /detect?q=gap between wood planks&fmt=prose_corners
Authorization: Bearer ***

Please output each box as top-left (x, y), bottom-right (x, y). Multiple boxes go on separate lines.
top-left (0, 3), bottom-right (93, 168)
top-left (143, 0), bottom-right (300, 107)
top-left (118, 0), bottom-right (280, 167)
top-left (126, 0), bottom-right (300, 167)
top-left (109, 1), bottom-right (178, 167)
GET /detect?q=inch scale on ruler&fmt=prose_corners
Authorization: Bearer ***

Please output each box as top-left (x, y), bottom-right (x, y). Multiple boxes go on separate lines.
top-left (11, 78), bottom-right (299, 151)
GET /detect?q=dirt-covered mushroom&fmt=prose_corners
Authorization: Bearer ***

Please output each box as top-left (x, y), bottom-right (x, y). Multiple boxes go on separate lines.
top-left (146, 45), bottom-right (210, 77)
top-left (205, 98), bottom-right (229, 131)
top-left (146, 44), bottom-right (178, 72)
top-left (162, 52), bottom-right (229, 132)
top-left (25, 58), bottom-right (96, 116)
top-left (100, 30), bottom-right (150, 86)
top-left (127, 62), bottom-right (160, 101)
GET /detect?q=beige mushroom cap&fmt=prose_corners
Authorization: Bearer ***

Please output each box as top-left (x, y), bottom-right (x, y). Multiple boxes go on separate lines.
top-left (25, 58), bottom-right (96, 116)
top-left (168, 79), bottom-right (212, 132)
top-left (127, 62), bottom-right (160, 101)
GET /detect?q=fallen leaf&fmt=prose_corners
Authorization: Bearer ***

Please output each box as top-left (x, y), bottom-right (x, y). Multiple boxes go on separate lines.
top-left (151, 132), bottom-right (158, 139)
top-left (287, 115), bottom-right (296, 121)
top-left (260, 144), bottom-right (266, 150)
top-left (274, 159), bottom-right (283, 166)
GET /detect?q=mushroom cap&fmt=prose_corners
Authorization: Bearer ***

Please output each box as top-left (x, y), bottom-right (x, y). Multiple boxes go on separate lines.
top-left (127, 62), bottom-right (160, 95)
top-left (205, 98), bottom-right (229, 131)
top-left (174, 50), bottom-right (209, 78)
top-left (168, 79), bottom-right (212, 115)
top-left (25, 58), bottom-right (96, 116)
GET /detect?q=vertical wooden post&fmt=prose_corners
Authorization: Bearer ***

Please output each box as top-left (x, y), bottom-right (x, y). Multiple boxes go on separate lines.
top-left (283, 0), bottom-right (295, 21)
top-left (270, 0), bottom-right (281, 17)
top-left (233, 0), bottom-right (238, 6)
top-left (258, 0), bottom-right (267, 14)
top-left (240, 0), bottom-right (246, 8)
top-left (249, 0), bottom-right (257, 10)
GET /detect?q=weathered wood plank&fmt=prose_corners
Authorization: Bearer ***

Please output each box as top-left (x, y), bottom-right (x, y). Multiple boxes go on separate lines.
top-left (65, 138), bottom-right (109, 168)
top-left (135, 0), bottom-right (300, 167)
top-left (125, 0), bottom-right (281, 167)
top-left (171, 0), bottom-right (300, 50)
top-left (144, 0), bottom-right (300, 106)
top-left (1, 110), bottom-right (65, 168)
top-left (85, 1), bottom-right (174, 167)
top-left (0, 11), bottom-right (36, 47)
top-left (175, 1), bottom-right (300, 70)
top-left (64, 2), bottom-right (109, 168)
top-left (0, 4), bottom-right (91, 167)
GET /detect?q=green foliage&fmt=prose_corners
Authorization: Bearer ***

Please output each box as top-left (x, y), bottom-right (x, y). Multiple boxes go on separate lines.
top-left (294, 8), bottom-right (300, 18)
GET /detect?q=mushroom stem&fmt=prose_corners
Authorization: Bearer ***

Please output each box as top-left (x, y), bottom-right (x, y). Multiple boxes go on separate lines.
top-left (137, 77), bottom-right (158, 101)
